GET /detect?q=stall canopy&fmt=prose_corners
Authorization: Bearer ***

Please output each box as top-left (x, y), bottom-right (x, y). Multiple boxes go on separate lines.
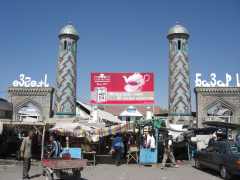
top-left (97, 109), bottom-right (122, 124)
top-left (50, 120), bottom-right (92, 138)
top-left (50, 118), bottom-right (134, 142)
top-left (89, 122), bottom-right (135, 142)
top-left (76, 100), bottom-right (122, 124)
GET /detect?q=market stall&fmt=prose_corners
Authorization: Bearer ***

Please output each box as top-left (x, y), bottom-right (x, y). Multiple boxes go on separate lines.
top-left (39, 119), bottom-right (91, 179)
top-left (137, 118), bottom-right (166, 165)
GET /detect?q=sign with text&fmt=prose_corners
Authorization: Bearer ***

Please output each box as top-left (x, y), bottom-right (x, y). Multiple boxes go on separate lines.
top-left (91, 72), bottom-right (154, 104)
top-left (195, 73), bottom-right (240, 87)
top-left (12, 74), bottom-right (49, 88)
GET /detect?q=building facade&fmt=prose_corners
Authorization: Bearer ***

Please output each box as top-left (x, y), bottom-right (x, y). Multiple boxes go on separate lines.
top-left (167, 24), bottom-right (192, 125)
top-left (8, 87), bottom-right (54, 123)
top-left (195, 87), bottom-right (240, 128)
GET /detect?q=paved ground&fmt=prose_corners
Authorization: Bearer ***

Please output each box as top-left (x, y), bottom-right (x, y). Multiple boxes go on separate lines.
top-left (0, 159), bottom-right (237, 180)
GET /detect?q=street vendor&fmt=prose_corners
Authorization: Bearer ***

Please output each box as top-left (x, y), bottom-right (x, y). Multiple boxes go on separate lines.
top-left (146, 131), bottom-right (156, 150)
top-left (48, 134), bottom-right (62, 159)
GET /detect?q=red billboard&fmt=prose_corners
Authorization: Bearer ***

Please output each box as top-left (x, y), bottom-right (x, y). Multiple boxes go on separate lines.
top-left (91, 72), bottom-right (154, 104)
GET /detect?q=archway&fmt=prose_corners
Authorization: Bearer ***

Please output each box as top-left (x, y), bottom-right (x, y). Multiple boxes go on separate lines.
top-left (16, 102), bottom-right (41, 122)
top-left (206, 101), bottom-right (233, 123)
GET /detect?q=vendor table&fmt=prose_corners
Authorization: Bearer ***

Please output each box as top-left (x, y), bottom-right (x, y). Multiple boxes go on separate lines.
top-left (82, 151), bottom-right (96, 166)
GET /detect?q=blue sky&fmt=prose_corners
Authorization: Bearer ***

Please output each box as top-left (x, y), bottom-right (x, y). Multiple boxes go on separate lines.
top-left (0, 0), bottom-right (239, 110)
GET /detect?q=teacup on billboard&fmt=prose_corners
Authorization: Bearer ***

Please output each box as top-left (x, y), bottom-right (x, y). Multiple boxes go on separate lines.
top-left (123, 73), bottom-right (150, 92)
top-left (91, 72), bottom-right (154, 104)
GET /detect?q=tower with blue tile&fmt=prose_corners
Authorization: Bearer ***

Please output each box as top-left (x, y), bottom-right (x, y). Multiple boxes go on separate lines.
top-left (55, 24), bottom-right (79, 117)
top-left (167, 24), bottom-right (192, 124)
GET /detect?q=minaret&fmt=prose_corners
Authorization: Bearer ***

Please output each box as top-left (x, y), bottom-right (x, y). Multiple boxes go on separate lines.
top-left (55, 24), bottom-right (79, 117)
top-left (167, 24), bottom-right (192, 124)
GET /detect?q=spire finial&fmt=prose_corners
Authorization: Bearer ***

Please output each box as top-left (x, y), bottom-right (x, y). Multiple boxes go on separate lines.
top-left (67, 21), bottom-right (73, 25)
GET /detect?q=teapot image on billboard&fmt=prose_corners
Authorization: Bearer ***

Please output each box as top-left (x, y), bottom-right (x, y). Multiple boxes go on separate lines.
top-left (91, 72), bottom-right (154, 104)
top-left (123, 73), bottom-right (150, 92)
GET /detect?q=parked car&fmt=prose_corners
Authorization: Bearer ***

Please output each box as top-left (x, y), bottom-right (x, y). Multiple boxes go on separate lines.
top-left (195, 140), bottom-right (240, 179)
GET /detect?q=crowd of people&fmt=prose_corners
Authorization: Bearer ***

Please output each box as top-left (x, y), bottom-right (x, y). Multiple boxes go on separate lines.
top-left (110, 131), bottom-right (178, 169)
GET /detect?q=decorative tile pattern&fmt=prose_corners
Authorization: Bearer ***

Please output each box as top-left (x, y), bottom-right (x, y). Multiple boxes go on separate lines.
top-left (168, 37), bottom-right (192, 123)
top-left (55, 37), bottom-right (78, 116)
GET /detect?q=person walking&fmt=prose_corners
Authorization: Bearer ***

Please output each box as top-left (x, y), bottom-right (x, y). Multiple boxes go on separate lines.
top-left (161, 135), bottom-right (178, 169)
top-left (20, 130), bottom-right (33, 179)
top-left (112, 133), bottom-right (124, 166)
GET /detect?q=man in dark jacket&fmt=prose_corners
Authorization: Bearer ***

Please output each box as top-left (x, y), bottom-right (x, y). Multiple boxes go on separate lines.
top-left (112, 133), bottom-right (124, 166)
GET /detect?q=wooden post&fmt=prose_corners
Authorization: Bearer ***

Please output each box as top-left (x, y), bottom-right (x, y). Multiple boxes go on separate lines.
top-left (66, 136), bottom-right (69, 149)
top-left (155, 126), bottom-right (159, 163)
top-left (187, 142), bottom-right (190, 161)
top-left (41, 125), bottom-right (46, 160)
top-left (152, 104), bottom-right (155, 119)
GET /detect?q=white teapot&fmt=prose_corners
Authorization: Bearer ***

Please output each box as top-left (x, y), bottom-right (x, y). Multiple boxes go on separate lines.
top-left (123, 73), bottom-right (150, 92)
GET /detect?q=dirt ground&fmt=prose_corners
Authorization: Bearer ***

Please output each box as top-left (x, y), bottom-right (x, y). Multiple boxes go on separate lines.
top-left (0, 159), bottom-right (237, 180)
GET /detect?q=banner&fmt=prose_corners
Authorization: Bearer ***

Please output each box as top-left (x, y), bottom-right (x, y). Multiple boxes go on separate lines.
top-left (91, 72), bottom-right (154, 104)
